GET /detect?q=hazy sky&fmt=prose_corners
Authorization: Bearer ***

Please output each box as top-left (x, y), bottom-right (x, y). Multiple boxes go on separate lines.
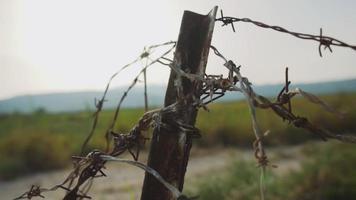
top-left (1, 0), bottom-right (356, 100)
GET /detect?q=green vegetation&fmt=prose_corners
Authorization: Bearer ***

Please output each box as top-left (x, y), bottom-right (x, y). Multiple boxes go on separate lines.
top-left (191, 141), bottom-right (356, 200)
top-left (0, 132), bottom-right (72, 179)
top-left (287, 142), bottom-right (356, 200)
top-left (196, 92), bottom-right (356, 146)
top-left (0, 92), bottom-right (355, 180)
top-left (189, 160), bottom-right (261, 200)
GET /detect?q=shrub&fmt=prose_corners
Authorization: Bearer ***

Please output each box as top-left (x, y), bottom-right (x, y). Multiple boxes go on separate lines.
top-left (0, 132), bottom-right (73, 180)
top-left (192, 142), bottom-right (356, 200)
top-left (287, 142), bottom-right (356, 200)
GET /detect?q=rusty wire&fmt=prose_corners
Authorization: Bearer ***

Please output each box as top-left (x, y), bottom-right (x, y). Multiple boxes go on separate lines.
top-left (209, 44), bottom-right (356, 200)
top-left (13, 14), bottom-right (356, 200)
top-left (211, 45), bottom-right (356, 143)
top-left (216, 10), bottom-right (356, 57)
top-left (14, 41), bottom-right (219, 200)
top-left (18, 102), bottom-right (195, 200)
top-left (14, 185), bottom-right (45, 200)
top-left (81, 41), bottom-right (176, 155)
top-left (14, 42), bottom-right (181, 200)
top-left (104, 43), bottom-right (176, 153)
top-left (14, 38), bottom-right (213, 200)
top-left (15, 41), bottom-right (356, 200)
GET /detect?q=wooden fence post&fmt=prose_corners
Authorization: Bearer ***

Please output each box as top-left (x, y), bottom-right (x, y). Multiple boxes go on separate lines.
top-left (141, 7), bottom-right (218, 200)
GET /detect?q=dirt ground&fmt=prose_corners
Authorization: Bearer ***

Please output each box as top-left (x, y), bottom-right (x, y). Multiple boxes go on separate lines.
top-left (1, 146), bottom-right (302, 200)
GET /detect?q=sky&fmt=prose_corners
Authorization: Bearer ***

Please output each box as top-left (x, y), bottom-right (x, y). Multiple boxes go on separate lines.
top-left (0, 0), bottom-right (356, 100)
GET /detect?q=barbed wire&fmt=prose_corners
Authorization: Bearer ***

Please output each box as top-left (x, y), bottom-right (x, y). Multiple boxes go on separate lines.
top-left (13, 185), bottom-right (45, 200)
top-left (216, 10), bottom-right (356, 57)
top-left (100, 156), bottom-right (195, 200)
top-left (13, 13), bottom-right (356, 199)
top-left (81, 41), bottom-right (176, 155)
top-left (14, 102), bottom-right (200, 200)
top-left (12, 41), bottom-right (238, 200)
top-left (209, 44), bottom-right (356, 200)
top-left (211, 45), bottom-right (356, 143)
top-left (104, 43), bottom-right (177, 153)
top-left (13, 42), bottom-right (183, 200)
top-left (15, 42), bottom-right (356, 200)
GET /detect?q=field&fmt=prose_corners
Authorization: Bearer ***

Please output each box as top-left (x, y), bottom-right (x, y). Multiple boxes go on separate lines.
top-left (0, 92), bottom-right (356, 180)
top-left (188, 141), bottom-right (356, 200)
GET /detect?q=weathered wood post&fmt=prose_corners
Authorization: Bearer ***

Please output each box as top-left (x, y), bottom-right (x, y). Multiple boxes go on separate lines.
top-left (141, 7), bottom-right (217, 200)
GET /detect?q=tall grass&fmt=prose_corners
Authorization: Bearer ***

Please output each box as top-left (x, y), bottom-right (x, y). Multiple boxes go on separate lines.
top-left (196, 92), bottom-right (356, 146)
top-left (191, 141), bottom-right (356, 200)
top-left (0, 92), bottom-right (355, 180)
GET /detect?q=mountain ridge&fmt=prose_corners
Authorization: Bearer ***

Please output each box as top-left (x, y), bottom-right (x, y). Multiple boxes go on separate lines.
top-left (1, 79), bottom-right (355, 114)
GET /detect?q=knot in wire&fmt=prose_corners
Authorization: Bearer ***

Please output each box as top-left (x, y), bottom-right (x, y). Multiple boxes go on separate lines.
top-left (224, 60), bottom-right (240, 72)
top-left (292, 117), bottom-right (308, 128)
top-left (16, 185), bottom-right (44, 199)
top-left (216, 10), bottom-right (236, 32)
top-left (253, 138), bottom-right (269, 168)
top-left (94, 98), bottom-right (106, 110)
top-left (318, 28), bottom-right (333, 57)
top-left (140, 48), bottom-right (150, 59)
top-left (27, 186), bottom-right (43, 199)
top-left (151, 112), bottom-right (163, 130)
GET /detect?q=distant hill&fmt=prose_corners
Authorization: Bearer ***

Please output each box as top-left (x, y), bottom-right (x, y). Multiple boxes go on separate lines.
top-left (0, 79), bottom-right (355, 114)
top-left (0, 85), bottom-right (166, 114)
top-left (223, 78), bottom-right (356, 101)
